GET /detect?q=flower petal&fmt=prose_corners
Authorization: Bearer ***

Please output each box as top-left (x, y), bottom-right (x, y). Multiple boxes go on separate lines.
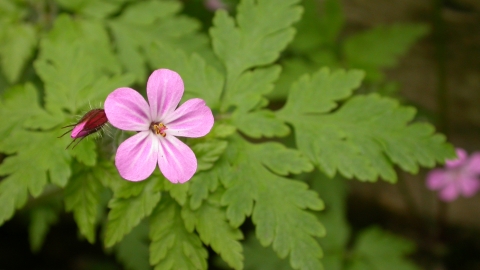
top-left (147, 69), bottom-right (184, 121)
top-left (466, 152), bottom-right (480, 175)
top-left (105, 87), bottom-right (151, 131)
top-left (439, 183), bottom-right (459, 202)
top-left (158, 136), bottom-right (197, 183)
top-left (164, 98), bottom-right (214, 138)
top-left (446, 148), bottom-right (468, 168)
top-left (115, 131), bottom-right (159, 181)
top-left (71, 122), bottom-right (87, 138)
top-left (458, 176), bottom-right (480, 197)
top-left (426, 169), bottom-right (448, 190)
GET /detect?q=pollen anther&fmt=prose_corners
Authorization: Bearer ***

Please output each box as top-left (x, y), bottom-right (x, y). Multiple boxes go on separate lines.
top-left (151, 122), bottom-right (167, 137)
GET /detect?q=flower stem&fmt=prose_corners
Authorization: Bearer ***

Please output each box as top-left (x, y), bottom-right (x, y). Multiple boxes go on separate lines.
top-left (397, 172), bottom-right (420, 218)
top-left (433, 0), bottom-right (448, 135)
top-left (433, 0), bottom-right (448, 242)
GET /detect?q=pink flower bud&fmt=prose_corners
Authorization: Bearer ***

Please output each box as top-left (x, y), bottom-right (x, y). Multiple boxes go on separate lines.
top-left (59, 109), bottom-right (108, 149)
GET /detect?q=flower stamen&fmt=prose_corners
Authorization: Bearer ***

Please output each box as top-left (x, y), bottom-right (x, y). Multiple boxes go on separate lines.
top-left (151, 122), bottom-right (167, 137)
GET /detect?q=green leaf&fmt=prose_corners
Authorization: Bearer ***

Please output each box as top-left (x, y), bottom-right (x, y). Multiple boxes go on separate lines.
top-left (104, 177), bottom-right (162, 247)
top-left (114, 220), bottom-right (150, 270)
top-left (343, 23), bottom-right (429, 82)
top-left (55, 0), bottom-right (125, 19)
top-left (221, 135), bottom-right (325, 270)
top-left (347, 227), bottom-right (420, 270)
top-left (278, 69), bottom-right (455, 182)
top-left (111, 178), bottom-right (151, 199)
top-left (269, 59), bottom-right (319, 100)
top-left (0, 175), bottom-right (28, 225)
top-left (243, 233), bottom-right (293, 270)
top-left (0, 85), bottom-right (69, 225)
top-left (312, 173), bottom-right (350, 252)
top-left (290, 0), bottom-right (344, 52)
top-left (0, 83), bottom-right (52, 140)
top-left (35, 15), bottom-right (132, 113)
top-left (108, 0), bottom-right (207, 83)
top-left (188, 169), bottom-right (220, 210)
top-left (29, 204), bottom-right (59, 252)
top-left (0, 0), bottom-right (27, 21)
top-left (0, 129), bottom-right (71, 189)
top-left (191, 139), bottom-right (228, 172)
top-left (279, 68), bottom-right (365, 116)
top-left (149, 196), bottom-right (208, 270)
top-left (182, 189), bottom-right (244, 270)
top-left (210, 123), bottom-right (237, 139)
top-left (259, 143), bottom-right (314, 175)
top-left (69, 139), bottom-right (97, 167)
top-left (64, 164), bottom-right (104, 243)
top-left (210, 0), bottom-right (302, 83)
top-left (0, 22), bottom-right (36, 83)
top-left (163, 180), bottom-right (190, 206)
top-left (147, 42), bottom-right (223, 109)
top-left (222, 66), bottom-right (281, 112)
top-left (232, 110), bottom-right (290, 139)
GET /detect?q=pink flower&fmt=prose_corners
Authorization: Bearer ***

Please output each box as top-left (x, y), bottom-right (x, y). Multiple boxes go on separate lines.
top-left (104, 69), bottom-right (214, 183)
top-left (427, 148), bottom-right (480, 201)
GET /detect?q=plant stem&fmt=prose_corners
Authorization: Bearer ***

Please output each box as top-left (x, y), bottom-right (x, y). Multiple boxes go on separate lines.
top-left (433, 0), bottom-right (448, 240)
top-left (397, 172), bottom-right (420, 218)
top-left (433, 0), bottom-right (448, 135)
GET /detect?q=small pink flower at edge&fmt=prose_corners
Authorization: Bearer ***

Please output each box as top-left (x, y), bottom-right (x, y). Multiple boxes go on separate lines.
top-left (427, 148), bottom-right (480, 201)
top-left (204, 0), bottom-right (228, 11)
top-left (104, 69), bottom-right (214, 183)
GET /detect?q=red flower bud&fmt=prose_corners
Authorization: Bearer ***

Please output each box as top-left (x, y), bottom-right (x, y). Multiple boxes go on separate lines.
top-left (59, 109), bottom-right (108, 149)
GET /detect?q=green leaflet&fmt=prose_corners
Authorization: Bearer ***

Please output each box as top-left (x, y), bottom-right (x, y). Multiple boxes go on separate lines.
top-left (346, 227), bottom-right (420, 270)
top-left (210, 0), bottom-right (302, 112)
top-left (0, 84), bottom-right (68, 226)
top-left (188, 169), bottom-right (220, 210)
top-left (164, 138), bottom-right (229, 207)
top-left (211, 0), bottom-right (301, 82)
top-left (290, 0), bottom-right (344, 52)
top-left (164, 180), bottom-right (190, 206)
top-left (242, 233), bottom-right (293, 270)
top-left (279, 68), bottom-right (365, 115)
top-left (221, 135), bottom-right (325, 270)
top-left (104, 177), bottom-right (162, 247)
top-left (114, 220), bottom-right (151, 270)
top-left (223, 66), bottom-right (281, 112)
top-left (0, 84), bottom-right (48, 140)
top-left (108, 0), bottom-right (208, 84)
top-left (0, 22), bottom-right (36, 83)
top-left (182, 188), bottom-right (244, 270)
top-left (191, 139), bottom-right (228, 172)
top-left (35, 15), bottom-right (133, 114)
top-left (278, 68), bottom-right (455, 182)
top-left (149, 196), bottom-right (208, 270)
top-left (0, 128), bottom-right (71, 189)
top-left (232, 110), bottom-right (290, 138)
top-left (69, 139), bottom-right (97, 167)
top-left (0, 175), bottom-right (28, 226)
top-left (269, 58), bottom-right (320, 101)
top-left (29, 204), bottom-right (59, 253)
top-left (0, 129), bottom-right (70, 225)
top-left (54, 0), bottom-right (126, 19)
top-left (343, 23), bottom-right (429, 82)
top-left (312, 173), bottom-right (350, 252)
top-left (312, 174), bottom-right (351, 270)
top-left (64, 164), bottom-right (105, 243)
